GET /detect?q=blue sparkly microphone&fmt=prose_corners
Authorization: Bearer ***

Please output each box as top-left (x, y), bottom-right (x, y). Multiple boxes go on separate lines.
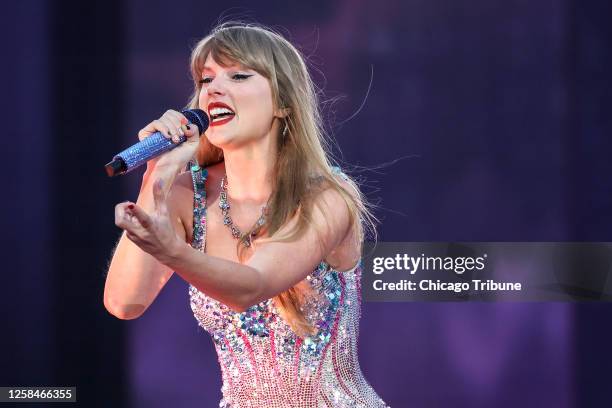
top-left (105, 109), bottom-right (209, 177)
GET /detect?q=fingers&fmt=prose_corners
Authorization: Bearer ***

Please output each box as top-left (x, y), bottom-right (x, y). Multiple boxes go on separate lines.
top-left (183, 123), bottom-right (198, 139)
top-left (127, 203), bottom-right (152, 229)
top-left (138, 119), bottom-right (172, 141)
top-left (137, 110), bottom-right (192, 144)
top-left (165, 111), bottom-right (184, 144)
top-left (114, 201), bottom-right (152, 230)
top-left (115, 202), bottom-right (129, 226)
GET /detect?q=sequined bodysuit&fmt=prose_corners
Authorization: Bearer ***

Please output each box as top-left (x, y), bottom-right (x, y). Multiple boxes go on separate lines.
top-left (188, 166), bottom-right (389, 408)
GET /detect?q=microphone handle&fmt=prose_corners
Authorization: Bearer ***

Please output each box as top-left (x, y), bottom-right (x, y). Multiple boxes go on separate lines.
top-left (105, 131), bottom-right (187, 177)
top-left (105, 108), bottom-right (208, 177)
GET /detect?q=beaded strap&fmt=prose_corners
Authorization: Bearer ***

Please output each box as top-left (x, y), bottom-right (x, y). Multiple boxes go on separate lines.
top-left (190, 163), bottom-right (208, 251)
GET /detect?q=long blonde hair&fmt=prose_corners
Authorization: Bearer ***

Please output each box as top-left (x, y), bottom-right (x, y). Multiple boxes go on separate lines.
top-left (186, 22), bottom-right (377, 337)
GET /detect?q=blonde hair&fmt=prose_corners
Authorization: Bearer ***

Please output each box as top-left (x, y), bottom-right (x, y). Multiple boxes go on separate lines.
top-left (186, 22), bottom-right (377, 337)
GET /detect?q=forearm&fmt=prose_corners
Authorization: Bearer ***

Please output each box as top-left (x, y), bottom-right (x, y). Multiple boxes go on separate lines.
top-left (160, 241), bottom-right (262, 312)
top-left (104, 164), bottom-right (183, 318)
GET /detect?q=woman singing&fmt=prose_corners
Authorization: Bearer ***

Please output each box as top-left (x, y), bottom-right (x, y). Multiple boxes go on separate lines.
top-left (104, 22), bottom-right (388, 407)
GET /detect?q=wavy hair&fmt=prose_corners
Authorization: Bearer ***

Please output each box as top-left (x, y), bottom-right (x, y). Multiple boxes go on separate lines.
top-left (185, 22), bottom-right (377, 337)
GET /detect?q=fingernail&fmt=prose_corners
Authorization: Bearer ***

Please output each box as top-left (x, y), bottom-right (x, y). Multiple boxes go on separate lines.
top-left (128, 204), bottom-right (134, 209)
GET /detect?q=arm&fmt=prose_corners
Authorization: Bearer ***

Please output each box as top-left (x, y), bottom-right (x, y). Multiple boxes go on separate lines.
top-left (104, 164), bottom-right (187, 319)
top-left (104, 109), bottom-right (199, 320)
top-left (126, 185), bottom-right (352, 313)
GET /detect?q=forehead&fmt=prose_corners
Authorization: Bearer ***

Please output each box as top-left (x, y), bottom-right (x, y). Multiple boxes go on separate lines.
top-left (202, 54), bottom-right (248, 72)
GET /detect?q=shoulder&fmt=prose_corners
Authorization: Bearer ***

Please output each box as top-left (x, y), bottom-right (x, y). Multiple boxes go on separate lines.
top-left (171, 161), bottom-right (225, 197)
top-left (167, 168), bottom-right (196, 209)
top-left (166, 162), bottom-right (225, 235)
top-left (311, 182), bottom-right (351, 219)
top-left (306, 170), bottom-right (357, 250)
top-left (165, 171), bottom-right (195, 240)
top-left (310, 167), bottom-right (359, 214)
top-left (172, 170), bottom-right (195, 193)
top-left (312, 167), bottom-right (362, 270)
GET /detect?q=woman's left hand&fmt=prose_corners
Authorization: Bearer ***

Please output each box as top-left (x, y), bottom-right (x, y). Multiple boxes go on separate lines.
top-left (115, 178), bottom-right (182, 264)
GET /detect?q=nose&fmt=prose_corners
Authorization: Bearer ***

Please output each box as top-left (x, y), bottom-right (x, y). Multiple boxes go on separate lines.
top-left (206, 78), bottom-right (225, 96)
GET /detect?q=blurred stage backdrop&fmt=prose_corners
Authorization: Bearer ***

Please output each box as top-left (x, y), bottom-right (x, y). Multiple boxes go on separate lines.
top-left (2, 0), bottom-right (612, 407)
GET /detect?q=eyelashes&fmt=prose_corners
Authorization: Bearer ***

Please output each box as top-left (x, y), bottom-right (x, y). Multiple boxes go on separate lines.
top-left (232, 73), bottom-right (252, 81)
top-left (198, 73), bottom-right (254, 85)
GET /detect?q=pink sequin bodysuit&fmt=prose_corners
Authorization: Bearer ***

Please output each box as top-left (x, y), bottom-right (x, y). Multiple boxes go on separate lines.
top-left (188, 166), bottom-right (389, 407)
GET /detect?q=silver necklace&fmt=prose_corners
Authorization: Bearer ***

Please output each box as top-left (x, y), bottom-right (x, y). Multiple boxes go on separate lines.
top-left (219, 174), bottom-right (268, 247)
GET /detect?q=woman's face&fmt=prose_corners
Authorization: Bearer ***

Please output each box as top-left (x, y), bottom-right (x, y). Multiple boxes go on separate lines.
top-left (198, 53), bottom-right (278, 150)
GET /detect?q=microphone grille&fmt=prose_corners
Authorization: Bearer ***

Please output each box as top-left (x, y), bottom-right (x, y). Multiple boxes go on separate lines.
top-left (181, 109), bottom-right (209, 135)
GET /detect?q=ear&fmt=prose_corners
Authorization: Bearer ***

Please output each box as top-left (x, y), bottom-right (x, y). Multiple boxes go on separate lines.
top-left (274, 107), bottom-right (291, 118)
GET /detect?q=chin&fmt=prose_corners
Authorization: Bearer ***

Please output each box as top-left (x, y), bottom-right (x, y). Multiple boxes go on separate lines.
top-left (206, 132), bottom-right (240, 151)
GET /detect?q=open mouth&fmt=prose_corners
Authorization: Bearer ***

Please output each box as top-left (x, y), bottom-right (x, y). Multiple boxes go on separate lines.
top-left (208, 102), bottom-right (235, 126)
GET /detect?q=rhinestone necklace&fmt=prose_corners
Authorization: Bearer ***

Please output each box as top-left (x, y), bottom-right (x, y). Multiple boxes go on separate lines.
top-left (219, 174), bottom-right (268, 247)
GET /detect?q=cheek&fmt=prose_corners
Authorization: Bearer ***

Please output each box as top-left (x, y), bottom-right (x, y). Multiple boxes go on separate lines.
top-left (197, 89), bottom-right (207, 110)
top-left (240, 79), bottom-right (275, 113)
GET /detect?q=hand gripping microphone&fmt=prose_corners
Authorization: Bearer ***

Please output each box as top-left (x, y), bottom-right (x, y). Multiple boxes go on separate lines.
top-left (104, 109), bottom-right (209, 177)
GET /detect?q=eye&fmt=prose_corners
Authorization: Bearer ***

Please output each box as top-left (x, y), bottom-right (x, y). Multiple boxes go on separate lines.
top-left (199, 77), bottom-right (213, 85)
top-left (231, 73), bottom-right (253, 81)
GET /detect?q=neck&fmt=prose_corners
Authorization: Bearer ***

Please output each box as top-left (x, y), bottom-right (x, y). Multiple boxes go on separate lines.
top-left (222, 139), bottom-right (277, 206)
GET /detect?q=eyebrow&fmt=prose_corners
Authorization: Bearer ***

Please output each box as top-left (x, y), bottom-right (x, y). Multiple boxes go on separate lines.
top-left (202, 64), bottom-right (250, 73)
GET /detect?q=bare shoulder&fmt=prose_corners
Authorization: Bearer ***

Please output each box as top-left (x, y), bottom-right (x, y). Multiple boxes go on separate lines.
top-left (311, 168), bottom-right (360, 217)
top-left (169, 161), bottom-right (225, 206)
top-left (313, 170), bottom-right (362, 272)
top-left (167, 162), bottom-right (226, 241)
top-left (168, 170), bottom-right (195, 206)
top-left (163, 171), bottom-right (193, 242)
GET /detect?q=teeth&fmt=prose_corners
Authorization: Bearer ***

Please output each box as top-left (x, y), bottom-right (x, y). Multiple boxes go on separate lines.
top-left (212, 115), bottom-right (234, 122)
top-left (209, 107), bottom-right (234, 116)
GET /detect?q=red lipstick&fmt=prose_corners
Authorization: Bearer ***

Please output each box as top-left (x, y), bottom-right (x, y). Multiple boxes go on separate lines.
top-left (208, 102), bottom-right (236, 127)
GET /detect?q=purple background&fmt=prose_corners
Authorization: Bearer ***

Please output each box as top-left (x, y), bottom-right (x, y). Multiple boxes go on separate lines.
top-left (2, 0), bottom-right (611, 407)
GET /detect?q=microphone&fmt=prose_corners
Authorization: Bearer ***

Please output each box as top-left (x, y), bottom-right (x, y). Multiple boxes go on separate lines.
top-left (104, 109), bottom-right (209, 177)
